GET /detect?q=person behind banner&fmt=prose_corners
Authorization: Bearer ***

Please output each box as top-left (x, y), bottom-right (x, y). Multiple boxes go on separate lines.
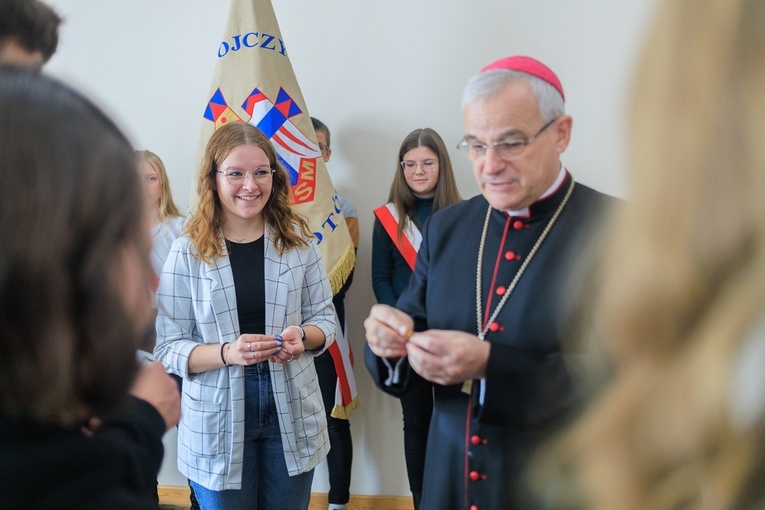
top-left (154, 121), bottom-right (336, 510)
top-left (364, 57), bottom-right (617, 509)
top-left (311, 116), bottom-right (359, 510)
top-left (0, 0), bottom-right (60, 69)
top-left (532, 0), bottom-right (765, 508)
top-left (311, 118), bottom-right (359, 252)
top-left (370, 127), bottom-right (462, 509)
top-left (0, 66), bottom-right (180, 509)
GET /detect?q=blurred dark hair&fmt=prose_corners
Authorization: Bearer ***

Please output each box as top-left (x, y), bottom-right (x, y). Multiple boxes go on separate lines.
top-left (0, 0), bottom-right (61, 62)
top-left (0, 66), bottom-right (144, 424)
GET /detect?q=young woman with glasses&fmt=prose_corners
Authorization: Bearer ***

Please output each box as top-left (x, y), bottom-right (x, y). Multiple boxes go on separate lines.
top-left (154, 122), bottom-right (335, 510)
top-left (370, 127), bottom-right (462, 509)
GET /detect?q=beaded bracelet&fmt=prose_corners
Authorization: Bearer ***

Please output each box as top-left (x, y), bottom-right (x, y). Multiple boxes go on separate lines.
top-left (220, 342), bottom-right (231, 367)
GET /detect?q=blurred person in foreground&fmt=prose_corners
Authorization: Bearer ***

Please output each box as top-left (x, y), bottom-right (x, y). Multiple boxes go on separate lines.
top-left (0, 66), bottom-right (180, 508)
top-left (532, 0), bottom-right (765, 509)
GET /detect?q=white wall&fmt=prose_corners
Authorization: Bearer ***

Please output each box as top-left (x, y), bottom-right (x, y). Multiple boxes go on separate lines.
top-left (44, 0), bottom-right (656, 498)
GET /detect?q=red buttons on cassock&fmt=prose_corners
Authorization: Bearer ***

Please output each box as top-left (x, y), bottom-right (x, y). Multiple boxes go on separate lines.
top-left (469, 470), bottom-right (487, 481)
top-left (470, 506), bottom-right (480, 510)
top-left (489, 322), bottom-right (500, 332)
top-left (471, 435), bottom-right (482, 445)
top-left (496, 286), bottom-right (506, 296)
top-left (504, 250), bottom-right (521, 260)
top-left (513, 220), bottom-right (525, 230)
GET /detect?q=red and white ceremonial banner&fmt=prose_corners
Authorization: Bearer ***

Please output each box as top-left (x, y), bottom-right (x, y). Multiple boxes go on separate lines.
top-left (192, 0), bottom-right (358, 417)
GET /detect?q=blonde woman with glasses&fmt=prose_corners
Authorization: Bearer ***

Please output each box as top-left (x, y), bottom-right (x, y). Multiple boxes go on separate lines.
top-left (154, 122), bottom-right (335, 509)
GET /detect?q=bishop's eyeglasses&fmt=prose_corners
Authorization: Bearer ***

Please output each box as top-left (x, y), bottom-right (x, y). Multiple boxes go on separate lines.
top-left (457, 117), bottom-right (559, 161)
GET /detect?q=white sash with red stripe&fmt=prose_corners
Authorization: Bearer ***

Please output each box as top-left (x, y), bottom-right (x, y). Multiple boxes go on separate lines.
top-left (373, 203), bottom-right (422, 271)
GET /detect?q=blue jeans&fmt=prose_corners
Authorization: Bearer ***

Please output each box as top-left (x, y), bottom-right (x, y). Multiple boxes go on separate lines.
top-left (190, 363), bottom-right (314, 510)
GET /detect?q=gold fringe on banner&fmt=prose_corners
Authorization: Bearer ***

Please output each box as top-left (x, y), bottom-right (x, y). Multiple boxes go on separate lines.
top-left (327, 239), bottom-right (356, 296)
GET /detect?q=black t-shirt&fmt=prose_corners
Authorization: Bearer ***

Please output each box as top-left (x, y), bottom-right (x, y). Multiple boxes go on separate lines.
top-left (227, 236), bottom-right (266, 335)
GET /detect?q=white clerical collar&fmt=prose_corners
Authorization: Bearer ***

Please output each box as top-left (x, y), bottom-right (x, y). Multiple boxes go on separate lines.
top-left (503, 164), bottom-right (567, 217)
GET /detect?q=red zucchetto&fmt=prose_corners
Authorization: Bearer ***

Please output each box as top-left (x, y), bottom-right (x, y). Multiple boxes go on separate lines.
top-left (481, 55), bottom-right (565, 100)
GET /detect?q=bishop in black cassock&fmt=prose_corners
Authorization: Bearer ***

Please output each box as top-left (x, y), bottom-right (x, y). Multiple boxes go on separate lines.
top-left (365, 56), bottom-right (617, 510)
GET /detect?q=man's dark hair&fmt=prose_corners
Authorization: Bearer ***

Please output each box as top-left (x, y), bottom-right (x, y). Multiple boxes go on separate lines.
top-left (311, 116), bottom-right (331, 147)
top-left (0, 0), bottom-right (61, 62)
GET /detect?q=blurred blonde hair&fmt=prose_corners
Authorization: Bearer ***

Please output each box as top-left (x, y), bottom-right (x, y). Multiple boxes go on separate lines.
top-left (536, 0), bottom-right (765, 508)
top-left (135, 149), bottom-right (182, 222)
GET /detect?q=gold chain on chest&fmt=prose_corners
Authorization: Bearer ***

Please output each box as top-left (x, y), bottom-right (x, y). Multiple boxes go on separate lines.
top-left (475, 179), bottom-right (575, 340)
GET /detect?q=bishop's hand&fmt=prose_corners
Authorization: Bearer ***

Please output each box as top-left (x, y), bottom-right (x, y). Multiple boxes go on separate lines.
top-left (364, 304), bottom-right (414, 359)
top-left (406, 330), bottom-right (491, 386)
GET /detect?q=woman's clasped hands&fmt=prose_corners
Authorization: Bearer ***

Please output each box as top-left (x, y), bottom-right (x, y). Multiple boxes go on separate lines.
top-left (227, 326), bottom-right (305, 365)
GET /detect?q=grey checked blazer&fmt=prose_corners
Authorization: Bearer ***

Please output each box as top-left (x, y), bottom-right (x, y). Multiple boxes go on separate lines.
top-left (154, 227), bottom-right (335, 490)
